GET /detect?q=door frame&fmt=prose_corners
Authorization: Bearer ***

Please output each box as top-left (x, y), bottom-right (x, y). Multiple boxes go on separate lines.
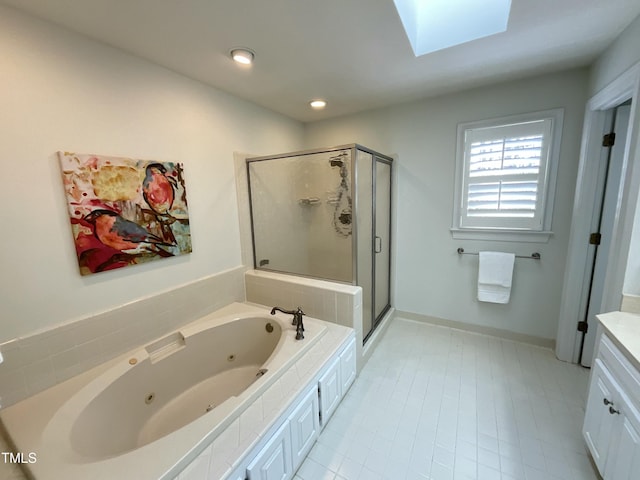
top-left (556, 62), bottom-right (640, 363)
top-left (580, 104), bottom-right (632, 366)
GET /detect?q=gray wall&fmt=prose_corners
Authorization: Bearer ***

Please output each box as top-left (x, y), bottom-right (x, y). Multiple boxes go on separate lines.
top-left (589, 14), bottom-right (640, 96)
top-left (588, 14), bottom-right (640, 295)
top-left (304, 69), bottom-right (589, 341)
top-left (0, 6), bottom-right (304, 343)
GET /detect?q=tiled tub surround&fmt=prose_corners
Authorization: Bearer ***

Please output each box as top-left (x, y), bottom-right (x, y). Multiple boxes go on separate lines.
top-left (245, 270), bottom-right (362, 339)
top-left (0, 303), bottom-right (356, 480)
top-left (0, 266), bottom-right (246, 409)
top-left (245, 270), bottom-right (393, 372)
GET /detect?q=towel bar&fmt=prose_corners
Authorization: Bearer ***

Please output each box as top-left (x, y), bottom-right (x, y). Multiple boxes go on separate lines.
top-left (456, 248), bottom-right (541, 260)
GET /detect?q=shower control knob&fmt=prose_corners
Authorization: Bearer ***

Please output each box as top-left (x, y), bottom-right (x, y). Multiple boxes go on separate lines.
top-left (609, 406), bottom-right (620, 415)
top-left (603, 398), bottom-right (613, 406)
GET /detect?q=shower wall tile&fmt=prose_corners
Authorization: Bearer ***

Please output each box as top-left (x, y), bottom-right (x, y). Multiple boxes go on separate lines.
top-left (0, 266), bottom-right (247, 410)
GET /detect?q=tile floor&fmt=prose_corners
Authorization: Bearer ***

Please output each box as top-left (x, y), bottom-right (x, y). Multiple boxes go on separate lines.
top-left (296, 317), bottom-right (600, 480)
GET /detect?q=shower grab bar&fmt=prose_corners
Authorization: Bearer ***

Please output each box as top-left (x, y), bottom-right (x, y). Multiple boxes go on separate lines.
top-left (456, 248), bottom-right (541, 260)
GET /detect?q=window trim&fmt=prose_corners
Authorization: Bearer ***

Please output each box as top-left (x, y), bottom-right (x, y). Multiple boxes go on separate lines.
top-left (451, 108), bottom-right (564, 243)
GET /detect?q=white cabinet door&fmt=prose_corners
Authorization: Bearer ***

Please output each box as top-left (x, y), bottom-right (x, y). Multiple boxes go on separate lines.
top-left (288, 386), bottom-right (320, 471)
top-left (583, 359), bottom-right (618, 472)
top-left (247, 421), bottom-right (292, 480)
top-left (318, 356), bottom-right (341, 428)
top-left (340, 338), bottom-right (356, 395)
top-left (604, 400), bottom-right (640, 480)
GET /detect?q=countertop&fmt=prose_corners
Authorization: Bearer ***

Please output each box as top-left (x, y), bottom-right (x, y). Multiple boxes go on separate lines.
top-left (597, 310), bottom-right (640, 371)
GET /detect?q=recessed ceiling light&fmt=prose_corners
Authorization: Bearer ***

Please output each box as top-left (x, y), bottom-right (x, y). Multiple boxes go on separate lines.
top-left (310, 100), bottom-right (327, 109)
top-left (230, 48), bottom-right (255, 65)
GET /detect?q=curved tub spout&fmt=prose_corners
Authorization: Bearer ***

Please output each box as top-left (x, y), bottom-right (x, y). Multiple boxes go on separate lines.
top-left (270, 306), bottom-right (305, 340)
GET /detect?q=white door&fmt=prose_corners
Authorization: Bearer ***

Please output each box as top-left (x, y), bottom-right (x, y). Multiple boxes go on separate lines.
top-left (581, 104), bottom-right (631, 367)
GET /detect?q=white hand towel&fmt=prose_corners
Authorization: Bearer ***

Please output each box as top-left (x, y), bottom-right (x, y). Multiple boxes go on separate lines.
top-left (478, 251), bottom-right (515, 304)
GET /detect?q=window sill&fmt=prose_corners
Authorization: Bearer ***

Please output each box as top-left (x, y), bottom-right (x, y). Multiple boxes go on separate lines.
top-left (450, 228), bottom-right (553, 243)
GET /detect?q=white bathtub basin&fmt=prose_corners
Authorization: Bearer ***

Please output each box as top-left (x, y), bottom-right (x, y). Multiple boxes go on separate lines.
top-left (1, 303), bottom-right (327, 479)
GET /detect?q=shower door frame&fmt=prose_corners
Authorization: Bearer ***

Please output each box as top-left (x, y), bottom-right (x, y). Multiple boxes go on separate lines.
top-left (358, 147), bottom-right (393, 342)
top-left (246, 144), bottom-right (393, 342)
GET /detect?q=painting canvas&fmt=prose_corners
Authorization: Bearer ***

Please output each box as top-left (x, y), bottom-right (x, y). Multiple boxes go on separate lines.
top-left (58, 152), bottom-right (192, 275)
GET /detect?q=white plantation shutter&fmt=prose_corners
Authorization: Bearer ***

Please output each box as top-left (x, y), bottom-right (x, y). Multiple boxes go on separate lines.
top-left (453, 110), bottom-right (563, 238)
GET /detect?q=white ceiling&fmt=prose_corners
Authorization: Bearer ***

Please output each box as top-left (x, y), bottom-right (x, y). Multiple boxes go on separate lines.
top-left (4, 0), bottom-right (640, 122)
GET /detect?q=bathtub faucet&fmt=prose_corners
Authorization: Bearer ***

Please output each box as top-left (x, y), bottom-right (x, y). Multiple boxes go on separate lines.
top-left (270, 306), bottom-right (305, 340)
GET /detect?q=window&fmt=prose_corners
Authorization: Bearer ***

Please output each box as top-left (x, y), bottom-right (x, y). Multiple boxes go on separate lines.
top-left (452, 109), bottom-right (563, 242)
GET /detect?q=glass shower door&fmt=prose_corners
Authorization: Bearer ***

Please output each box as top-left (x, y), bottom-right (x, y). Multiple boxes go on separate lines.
top-left (374, 158), bottom-right (391, 320)
top-left (248, 150), bottom-right (354, 282)
top-left (357, 151), bottom-right (392, 341)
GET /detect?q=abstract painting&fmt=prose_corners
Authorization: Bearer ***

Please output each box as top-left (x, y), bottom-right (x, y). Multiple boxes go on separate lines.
top-left (58, 152), bottom-right (192, 275)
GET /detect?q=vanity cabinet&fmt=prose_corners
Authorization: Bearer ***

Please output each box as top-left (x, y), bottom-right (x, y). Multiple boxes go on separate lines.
top-left (583, 330), bottom-right (640, 479)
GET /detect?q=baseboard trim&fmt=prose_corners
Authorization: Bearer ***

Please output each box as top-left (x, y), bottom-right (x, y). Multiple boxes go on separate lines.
top-left (394, 310), bottom-right (555, 349)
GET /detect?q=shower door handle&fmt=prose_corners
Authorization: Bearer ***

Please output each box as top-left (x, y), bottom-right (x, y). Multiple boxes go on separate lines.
top-left (375, 236), bottom-right (382, 253)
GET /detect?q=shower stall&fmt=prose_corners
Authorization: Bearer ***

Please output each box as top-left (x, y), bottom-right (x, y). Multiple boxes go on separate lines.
top-left (247, 144), bottom-right (392, 343)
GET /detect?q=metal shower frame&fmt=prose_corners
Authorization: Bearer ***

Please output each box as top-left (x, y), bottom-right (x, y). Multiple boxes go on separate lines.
top-left (246, 144), bottom-right (393, 338)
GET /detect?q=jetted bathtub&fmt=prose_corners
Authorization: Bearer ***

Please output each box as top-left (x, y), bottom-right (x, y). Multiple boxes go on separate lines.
top-left (0, 303), bottom-right (328, 480)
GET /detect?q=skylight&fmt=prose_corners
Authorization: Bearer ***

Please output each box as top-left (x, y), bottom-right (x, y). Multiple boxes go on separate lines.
top-left (393, 0), bottom-right (512, 56)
